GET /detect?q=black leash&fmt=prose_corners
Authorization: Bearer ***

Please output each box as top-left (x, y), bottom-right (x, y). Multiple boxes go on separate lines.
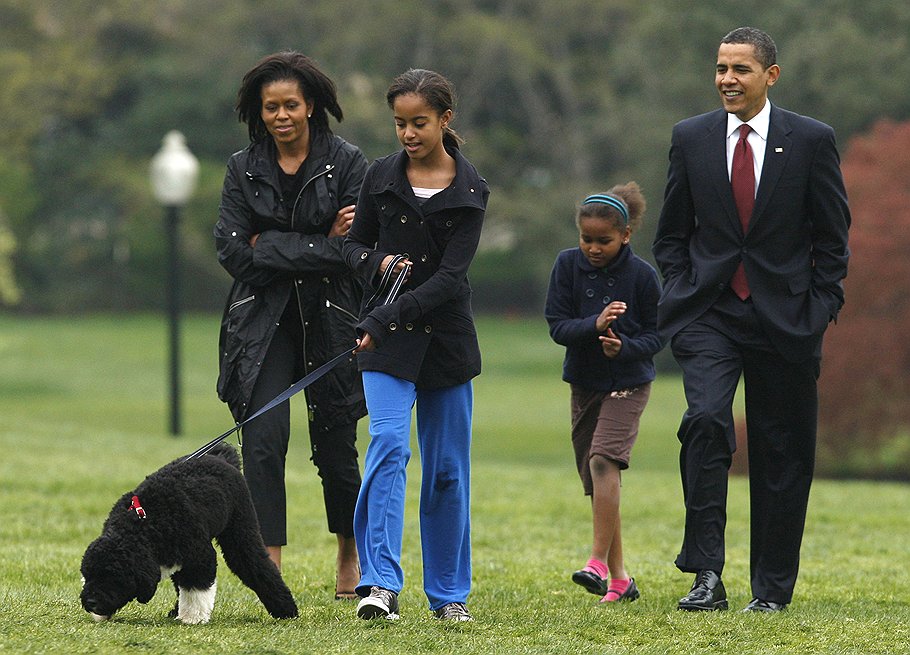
top-left (185, 254), bottom-right (411, 461)
top-left (184, 349), bottom-right (354, 460)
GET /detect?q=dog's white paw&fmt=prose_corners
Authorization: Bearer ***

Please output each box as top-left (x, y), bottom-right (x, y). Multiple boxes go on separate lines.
top-left (177, 582), bottom-right (216, 625)
top-left (90, 613), bottom-right (110, 622)
top-left (178, 611), bottom-right (210, 625)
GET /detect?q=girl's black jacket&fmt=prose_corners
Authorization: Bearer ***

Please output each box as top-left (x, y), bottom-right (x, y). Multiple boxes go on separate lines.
top-left (214, 132), bottom-right (368, 428)
top-left (343, 147), bottom-right (489, 389)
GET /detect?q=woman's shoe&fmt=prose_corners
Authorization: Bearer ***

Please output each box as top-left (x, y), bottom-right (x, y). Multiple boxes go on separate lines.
top-left (334, 576), bottom-right (358, 601)
top-left (334, 589), bottom-right (359, 601)
top-left (335, 535), bottom-right (360, 600)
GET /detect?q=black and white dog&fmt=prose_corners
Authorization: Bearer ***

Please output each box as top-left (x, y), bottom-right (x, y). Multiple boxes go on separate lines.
top-left (80, 443), bottom-right (298, 624)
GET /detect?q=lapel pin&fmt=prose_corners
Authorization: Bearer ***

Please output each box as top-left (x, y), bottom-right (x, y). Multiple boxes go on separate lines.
top-left (775, 147), bottom-right (784, 153)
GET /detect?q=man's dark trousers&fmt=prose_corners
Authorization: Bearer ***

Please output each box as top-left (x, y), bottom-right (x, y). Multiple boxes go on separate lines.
top-left (671, 290), bottom-right (818, 605)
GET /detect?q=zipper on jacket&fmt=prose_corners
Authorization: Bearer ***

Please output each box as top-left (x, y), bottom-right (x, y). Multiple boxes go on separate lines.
top-left (288, 159), bottom-right (337, 418)
top-left (292, 280), bottom-right (317, 423)
top-left (326, 298), bottom-right (359, 322)
top-left (229, 295), bottom-right (255, 312)
top-left (290, 164), bottom-right (335, 229)
top-left (289, 165), bottom-right (333, 372)
top-left (292, 282), bottom-right (309, 376)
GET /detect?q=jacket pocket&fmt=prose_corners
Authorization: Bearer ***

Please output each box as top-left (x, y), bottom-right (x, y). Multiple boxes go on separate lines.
top-left (228, 294), bottom-right (255, 313)
top-left (788, 272), bottom-right (811, 295)
top-left (326, 298), bottom-right (359, 322)
top-left (217, 292), bottom-right (257, 406)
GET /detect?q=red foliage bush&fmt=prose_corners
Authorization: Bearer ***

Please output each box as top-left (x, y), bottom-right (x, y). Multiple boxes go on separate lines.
top-left (816, 119), bottom-right (910, 478)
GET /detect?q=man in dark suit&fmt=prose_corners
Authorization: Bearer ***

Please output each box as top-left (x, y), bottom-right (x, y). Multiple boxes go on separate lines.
top-left (652, 27), bottom-right (850, 613)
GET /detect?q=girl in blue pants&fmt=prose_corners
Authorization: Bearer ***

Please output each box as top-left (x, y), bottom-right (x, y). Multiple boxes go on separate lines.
top-left (343, 69), bottom-right (489, 622)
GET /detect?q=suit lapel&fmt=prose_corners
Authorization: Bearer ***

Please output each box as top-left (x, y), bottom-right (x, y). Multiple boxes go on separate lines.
top-left (752, 106), bottom-right (792, 229)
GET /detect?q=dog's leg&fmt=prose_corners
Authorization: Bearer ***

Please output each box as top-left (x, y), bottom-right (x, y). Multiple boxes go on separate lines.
top-left (171, 546), bottom-right (218, 625)
top-left (167, 576), bottom-right (180, 619)
top-left (217, 507), bottom-right (298, 619)
top-left (176, 581), bottom-right (217, 625)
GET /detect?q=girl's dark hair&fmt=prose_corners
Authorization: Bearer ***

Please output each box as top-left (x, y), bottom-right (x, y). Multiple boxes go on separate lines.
top-left (236, 51), bottom-right (343, 143)
top-left (576, 181), bottom-right (647, 233)
top-left (386, 69), bottom-right (463, 150)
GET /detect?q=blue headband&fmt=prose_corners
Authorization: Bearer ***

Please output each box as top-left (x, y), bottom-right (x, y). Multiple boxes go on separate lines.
top-left (582, 194), bottom-right (629, 224)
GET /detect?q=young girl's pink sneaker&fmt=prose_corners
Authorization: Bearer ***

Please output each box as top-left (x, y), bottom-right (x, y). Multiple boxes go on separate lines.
top-left (571, 558), bottom-right (609, 595)
top-left (599, 577), bottom-right (640, 603)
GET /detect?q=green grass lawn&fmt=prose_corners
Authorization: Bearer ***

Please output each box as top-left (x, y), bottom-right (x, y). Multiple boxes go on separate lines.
top-left (1, 314), bottom-right (908, 654)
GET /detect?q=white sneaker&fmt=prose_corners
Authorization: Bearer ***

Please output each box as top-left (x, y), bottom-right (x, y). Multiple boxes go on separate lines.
top-left (434, 602), bottom-right (473, 622)
top-left (357, 586), bottom-right (400, 620)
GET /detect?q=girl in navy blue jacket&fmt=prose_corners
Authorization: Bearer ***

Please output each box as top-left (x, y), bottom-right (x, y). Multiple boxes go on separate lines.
top-left (545, 182), bottom-right (661, 604)
top-left (343, 69), bottom-right (488, 622)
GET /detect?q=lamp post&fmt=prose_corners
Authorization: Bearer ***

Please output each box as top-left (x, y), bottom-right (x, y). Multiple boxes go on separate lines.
top-left (150, 131), bottom-right (199, 435)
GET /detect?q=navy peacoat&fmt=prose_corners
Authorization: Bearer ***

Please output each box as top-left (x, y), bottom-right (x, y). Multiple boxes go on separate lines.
top-left (343, 147), bottom-right (489, 389)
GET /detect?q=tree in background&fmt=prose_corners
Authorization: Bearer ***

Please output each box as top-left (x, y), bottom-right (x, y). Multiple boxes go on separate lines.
top-left (2, 1), bottom-right (910, 314)
top-left (815, 119), bottom-right (910, 479)
top-left (0, 210), bottom-right (20, 306)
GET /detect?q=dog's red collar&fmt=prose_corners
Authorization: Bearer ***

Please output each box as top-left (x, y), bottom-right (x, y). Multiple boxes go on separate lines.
top-left (130, 495), bottom-right (147, 519)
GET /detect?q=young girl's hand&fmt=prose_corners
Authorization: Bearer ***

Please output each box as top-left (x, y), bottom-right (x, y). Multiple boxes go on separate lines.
top-left (599, 329), bottom-right (622, 358)
top-left (380, 254), bottom-right (413, 278)
top-left (595, 301), bottom-right (627, 332)
top-left (353, 333), bottom-right (375, 354)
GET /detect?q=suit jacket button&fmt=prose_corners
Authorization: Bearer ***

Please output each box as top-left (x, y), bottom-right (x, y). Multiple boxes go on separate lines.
top-left (389, 322), bottom-right (397, 331)
top-left (586, 289), bottom-right (595, 298)
top-left (400, 215), bottom-right (408, 223)
top-left (424, 325), bottom-right (432, 333)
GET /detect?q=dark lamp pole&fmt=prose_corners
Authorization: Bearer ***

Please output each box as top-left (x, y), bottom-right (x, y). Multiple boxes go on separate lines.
top-left (150, 131), bottom-right (199, 435)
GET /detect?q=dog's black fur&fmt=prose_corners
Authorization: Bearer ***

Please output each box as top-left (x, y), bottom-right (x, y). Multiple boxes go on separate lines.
top-left (80, 443), bottom-right (298, 624)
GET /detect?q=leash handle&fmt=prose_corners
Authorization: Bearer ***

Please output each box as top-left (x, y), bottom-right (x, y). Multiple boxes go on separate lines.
top-left (365, 254), bottom-right (411, 307)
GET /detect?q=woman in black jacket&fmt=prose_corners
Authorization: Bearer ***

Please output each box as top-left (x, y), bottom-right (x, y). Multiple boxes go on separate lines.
top-left (214, 51), bottom-right (367, 598)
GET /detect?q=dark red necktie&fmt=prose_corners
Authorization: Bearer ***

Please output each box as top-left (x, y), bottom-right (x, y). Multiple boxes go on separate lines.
top-left (730, 124), bottom-right (754, 300)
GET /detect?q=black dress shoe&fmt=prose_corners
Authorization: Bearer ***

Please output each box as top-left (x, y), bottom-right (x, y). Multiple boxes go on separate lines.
top-left (677, 570), bottom-right (728, 611)
top-left (742, 597), bottom-right (787, 613)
